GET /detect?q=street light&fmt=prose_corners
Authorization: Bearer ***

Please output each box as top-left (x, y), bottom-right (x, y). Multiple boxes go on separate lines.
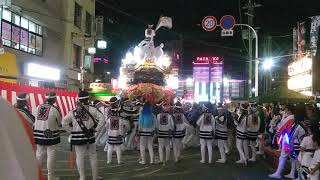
top-left (263, 58), bottom-right (274, 70)
top-left (272, 78), bottom-right (275, 81)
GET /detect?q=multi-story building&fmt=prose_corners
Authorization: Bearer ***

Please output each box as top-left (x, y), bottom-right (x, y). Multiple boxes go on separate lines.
top-left (0, 0), bottom-right (95, 90)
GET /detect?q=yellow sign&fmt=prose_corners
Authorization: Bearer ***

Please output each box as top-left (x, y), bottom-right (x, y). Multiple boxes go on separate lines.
top-left (0, 52), bottom-right (18, 83)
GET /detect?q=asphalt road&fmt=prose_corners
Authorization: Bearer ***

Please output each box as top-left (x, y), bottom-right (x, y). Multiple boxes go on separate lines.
top-left (42, 136), bottom-right (279, 180)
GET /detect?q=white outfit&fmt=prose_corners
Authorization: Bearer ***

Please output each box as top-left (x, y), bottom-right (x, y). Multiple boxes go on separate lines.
top-left (246, 114), bottom-right (260, 162)
top-left (197, 112), bottom-right (215, 163)
top-left (172, 112), bottom-right (189, 162)
top-left (33, 103), bottom-right (62, 180)
top-left (95, 103), bottom-right (109, 147)
top-left (156, 112), bottom-right (174, 163)
top-left (138, 114), bottom-right (156, 164)
top-left (106, 111), bottom-right (129, 164)
top-left (121, 107), bottom-right (139, 150)
top-left (234, 113), bottom-right (249, 163)
top-left (269, 114), bottom-right (296, 179)
top-left (309, 149), bottom-right (320, 180)
top-left (285, 124), bottom-right (305, 179)
top-left (62, 105), bottom-right (105, 180)
top-left (297, 135), bottom-right (315, 179)
top-left (214, 115), bottom-right (228, 163)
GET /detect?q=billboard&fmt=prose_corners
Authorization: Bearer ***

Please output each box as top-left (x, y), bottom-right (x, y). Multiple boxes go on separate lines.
top-left (287, 57), bottom-right (312, 96)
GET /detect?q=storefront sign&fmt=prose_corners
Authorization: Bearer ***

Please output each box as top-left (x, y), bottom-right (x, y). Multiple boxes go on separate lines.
top-left (193, 56), bottom-right (222, 64)
top-left (288, 57), bottom-right (312, 76)
top-left (0, 52), bottom-right (18, 83)
top-left (26, 63), bottom-right (60, 80)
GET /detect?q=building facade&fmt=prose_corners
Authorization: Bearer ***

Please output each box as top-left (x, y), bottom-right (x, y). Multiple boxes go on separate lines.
top-left (0, 0), bottom-right (96, 90)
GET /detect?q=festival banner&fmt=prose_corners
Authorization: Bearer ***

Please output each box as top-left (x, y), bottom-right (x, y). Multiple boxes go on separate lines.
top-left (310, 15), bottom-right (320, 56)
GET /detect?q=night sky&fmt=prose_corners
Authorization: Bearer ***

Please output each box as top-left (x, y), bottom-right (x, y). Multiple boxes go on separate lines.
top-left (95, 0), bottom-right (320, 79)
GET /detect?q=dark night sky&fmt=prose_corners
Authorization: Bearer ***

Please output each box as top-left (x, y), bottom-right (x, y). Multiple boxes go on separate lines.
top-left (95, 0), bottom-right (320, 79)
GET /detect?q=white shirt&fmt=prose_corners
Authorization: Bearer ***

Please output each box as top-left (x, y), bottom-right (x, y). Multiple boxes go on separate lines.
top-left (310, 149), bottom-right (320, 168)
top-left (299, 135), bottom-right (315, 167)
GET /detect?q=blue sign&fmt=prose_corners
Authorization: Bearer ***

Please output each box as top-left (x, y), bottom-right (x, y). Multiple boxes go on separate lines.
top-left (220, 15), bottom-right (236, 30)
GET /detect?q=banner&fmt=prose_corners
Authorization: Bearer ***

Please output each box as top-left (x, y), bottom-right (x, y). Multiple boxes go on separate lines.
top-left (0, 81), bottom-right (78, 117)
top-left (297, 22), bottom-right (307, 55)
top-left (293, 27), bottom-right (297, 54)
top-left (310, 16), bottom-right (320, 56)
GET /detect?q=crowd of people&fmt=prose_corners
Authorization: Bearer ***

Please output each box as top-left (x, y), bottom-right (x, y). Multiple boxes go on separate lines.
top-left (10, 90), bottom-right (320, 180)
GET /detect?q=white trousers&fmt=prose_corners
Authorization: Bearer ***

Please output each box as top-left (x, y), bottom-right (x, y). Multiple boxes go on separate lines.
top-left (158, 138), bottom-right (171, 162)
top-left (36, 144), bottom-right (57, 180)
top-left (236, 139), bottom-right (249, 161)
top-left (173, 138), bottom-right (183, 162)
top-left (126, 122), bottom-right (138, 149)
top-left (217, 139), bottom-right (227, 161)
top-left (74, 144), bottom-right (98, 180)
top-left (200, 139), bottom-right (213, 163)
top-left (107, 144), bottom-right (122, 164)
top-left (249, 140), bottom-right (257, 160)
top-left (139, 136), bottom-right (154, 163)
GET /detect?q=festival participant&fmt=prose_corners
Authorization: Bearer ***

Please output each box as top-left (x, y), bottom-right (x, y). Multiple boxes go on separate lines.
top-left (156, 103), bottom-right (174, 164)
top-left (138, 102), bottom-right (156, 165)
top-left (269, 104), bottom-right (296, 178)
top-left (284, 109), bottom-right (306, 179)
top-left (15, 93), bottom-right (35, 125)
top-left (296, 125), bottom-right (316, 180)
top-left (172, 101), bottom-right (189, 163)
top-left (106, 97), bottom-right (129, 164)
top-left (197, 103), bottom-right (215, 164)
top-left (308, 133), bottom-right (320, 180)
top-left (33, 92), bottom-right (62, 180)
top-left (0, 98), bottom-right (45, 180)
top-left (256, 104), bottom-right (265, 155)
top-left (214, 105), bottom-right (228, 163)
top-left (234, 103), bottom-right (249, 165)
top-left (246, 106), bottom-right (260, 162)
top-left (121, 99), bottom-right (140, 150)
top-left (62, 91), bottom-right (105, 180)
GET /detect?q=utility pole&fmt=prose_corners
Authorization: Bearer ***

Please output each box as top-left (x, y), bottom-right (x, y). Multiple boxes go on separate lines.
top-left (242, 0), bottom-right (261, 97)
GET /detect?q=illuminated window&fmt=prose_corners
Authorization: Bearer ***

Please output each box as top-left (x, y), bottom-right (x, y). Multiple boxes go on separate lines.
top-left (21, 17), bottom-right (28, 29)
top-left (1, 8), bottom-right (43, 56)
top-left (2, 8), bottom-right (11, 22)
top-left (199, 82), bottom-right (202, 95)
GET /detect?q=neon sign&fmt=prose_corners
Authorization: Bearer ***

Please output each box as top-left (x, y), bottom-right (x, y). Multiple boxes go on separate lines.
top-left (94, 57), bottom-right (109, 64)
top-left (193, 56), bottom-right (222, 64)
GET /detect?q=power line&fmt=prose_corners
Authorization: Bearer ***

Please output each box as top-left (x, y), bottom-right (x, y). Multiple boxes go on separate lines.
top-left (96, 0), bottom-right (248, 56)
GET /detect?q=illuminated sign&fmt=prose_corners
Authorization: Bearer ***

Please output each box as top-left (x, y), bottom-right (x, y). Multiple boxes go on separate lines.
top-left (94, 57), bottom-right (109, 64)
top-left (287, 56), bottom-right (313, 96)
top-left (288, 57), bottom-right (312, 76)
top-left (288, 73), bottom-right (312, 90)
top-left (90, 83), bottom-right (111, 90)
top-left (193, 56), bottom-right (222, 64)
top-left (26, 63), bottom-right (60, 81)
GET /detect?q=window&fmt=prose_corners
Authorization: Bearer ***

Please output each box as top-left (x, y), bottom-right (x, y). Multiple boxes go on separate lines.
top-left (2, 8), bottom-right (11, 22)
top-left (73, 44), bottom-right (82, 69)
top-left (85, 12), bottom-right (92, 35)
top-left (21, 17), bottom-right (28, 29)
top-left (28, 21), bottom-right (36, 33)
top-left (206, 82), bottom-right (210, 95)
top-left (1, 8), bottom-right (43, 56)
top-left (12, 14), bottom-right (20, 26)
top-left (74, 2), bottom-right (82, 28)
top-left (199, 82), bottom-right (202, 95)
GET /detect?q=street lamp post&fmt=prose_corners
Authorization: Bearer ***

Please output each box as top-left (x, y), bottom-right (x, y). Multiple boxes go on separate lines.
top-left (235, 24), bottom-right (259, 97)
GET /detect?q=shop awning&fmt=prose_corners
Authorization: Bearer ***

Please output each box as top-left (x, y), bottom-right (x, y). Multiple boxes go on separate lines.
top-left (0, 52), bottom-right (19, 83)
